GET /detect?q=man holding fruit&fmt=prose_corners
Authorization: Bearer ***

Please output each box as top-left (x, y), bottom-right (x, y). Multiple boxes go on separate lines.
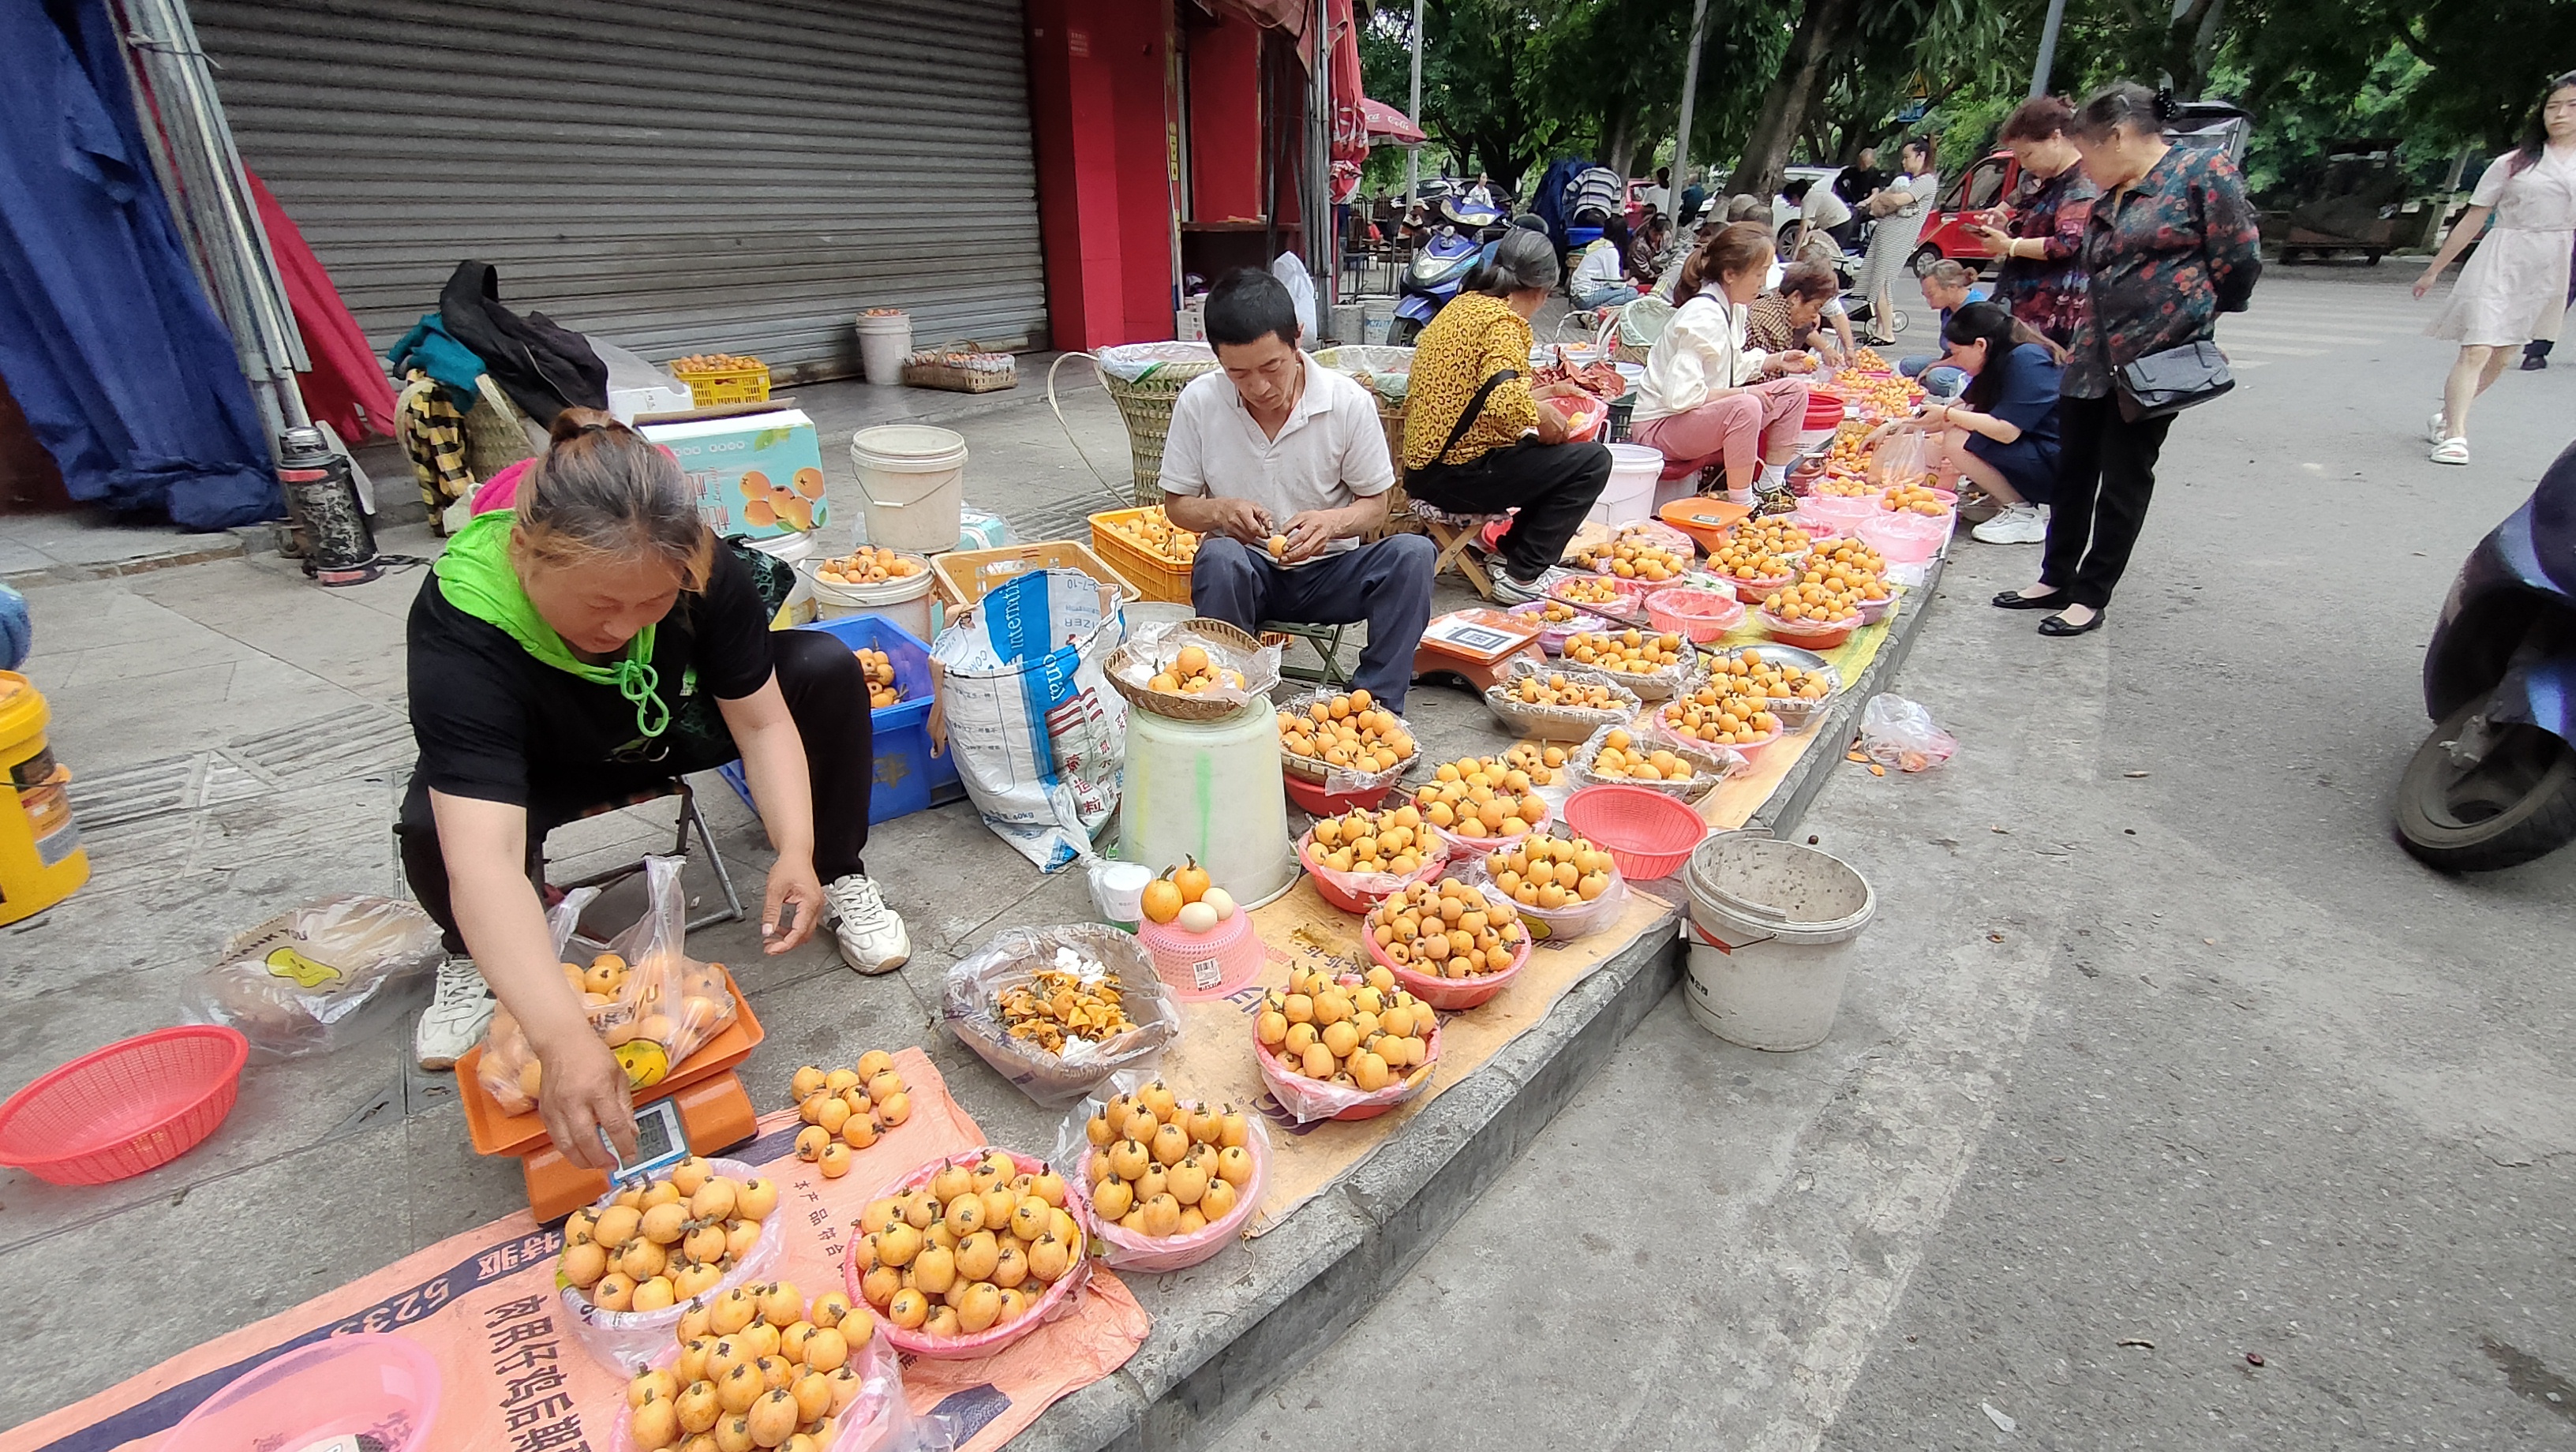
top-left (1161, 268), bottom-right (1436, 712)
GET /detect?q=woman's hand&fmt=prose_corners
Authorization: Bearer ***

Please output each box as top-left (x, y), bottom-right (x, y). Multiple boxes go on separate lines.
top-left (762, 852), bottom-right (826, 954)
top-left (535, 1029), bottom-right (637, 1171)
top-left (1970, 225), bottom-right (2012, 257)
top-left (2412, 262), bottom-right (2445, 300)
top-left (1534, 397), bottom-right (1571, 444)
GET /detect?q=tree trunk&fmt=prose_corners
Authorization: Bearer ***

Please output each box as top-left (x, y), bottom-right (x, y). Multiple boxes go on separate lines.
top-left (1603, 102), bottom-right (1638, 178)
top-left (2162, 0), bottom-right (2224, 99)
top-left (1731, 0), bottom-right (1861, 197)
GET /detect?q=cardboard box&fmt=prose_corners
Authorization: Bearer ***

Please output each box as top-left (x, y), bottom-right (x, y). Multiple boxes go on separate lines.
top-left (1176, 295), bottom-right (1208, 342)
top-left (637, 409), bottom-right (830, 540)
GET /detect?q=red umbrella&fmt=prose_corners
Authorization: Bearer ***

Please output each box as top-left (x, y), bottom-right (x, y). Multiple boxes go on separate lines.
top-left (1359, 97), bottom-right (1425, 146)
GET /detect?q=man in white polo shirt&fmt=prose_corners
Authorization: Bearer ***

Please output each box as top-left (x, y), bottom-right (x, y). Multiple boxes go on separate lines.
top-left (1160, 269), bottom-right (1436, 712)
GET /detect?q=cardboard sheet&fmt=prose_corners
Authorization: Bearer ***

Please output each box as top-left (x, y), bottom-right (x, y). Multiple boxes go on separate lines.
top-left (7, 1050), bottom-right (1147, 1452)
top-left (1160, 879), bottom-right (1675, 1237)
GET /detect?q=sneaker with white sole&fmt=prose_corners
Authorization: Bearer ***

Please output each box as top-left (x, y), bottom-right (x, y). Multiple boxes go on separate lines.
top-left (415, 956), bottom-right (496, 1070)
top-left (2431, 436), bottom-right (2471, 466)
top-left (1487, 571), bottom-right (1546, 605)
top-left (1971, 503), bottom-right (2049, 544)
top-left (827, 874), bottom-right (911, 974)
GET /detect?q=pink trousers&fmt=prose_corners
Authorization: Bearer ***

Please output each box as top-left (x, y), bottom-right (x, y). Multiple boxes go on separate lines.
top-left (1631, 378), bottom-right (1813, 486)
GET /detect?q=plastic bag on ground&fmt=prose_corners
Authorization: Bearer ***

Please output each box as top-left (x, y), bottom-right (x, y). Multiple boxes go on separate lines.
top-left (183, 895), bottom-right (444, 1063)
top-left (930, 567), bottom-right (1129, 871)
top-left (1049, 1068), bottom-right (1271, 1274)
top-left (1859, 693), bottom-right (1958, 772)
top-left (942, 924), bottom-right (1181, 1106)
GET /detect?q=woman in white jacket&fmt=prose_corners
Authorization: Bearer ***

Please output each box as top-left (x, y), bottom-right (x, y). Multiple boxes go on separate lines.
top-left (1631, 222), bottom-right (1819, 503)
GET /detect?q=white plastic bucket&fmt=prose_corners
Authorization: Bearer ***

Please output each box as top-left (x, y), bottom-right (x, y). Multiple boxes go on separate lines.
top-left (810, 564), bottom-right (936, 642)
top-left (1681, 833), bottom-right (1876, 1051)
top-left (848, 425), bottom-right (968, 556)
top-left (741, 531), bottom-right (817, 625)
top-left (1118, 701), bottom-right (1297, 908)
top-left (1589, 443), bottom-right (1664, 528)
top-left (856, 312), bottom-right (912, 386)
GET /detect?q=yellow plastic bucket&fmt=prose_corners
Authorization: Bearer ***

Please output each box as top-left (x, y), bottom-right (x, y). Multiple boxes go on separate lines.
top-left (0, 672), bottom-right (89, 926)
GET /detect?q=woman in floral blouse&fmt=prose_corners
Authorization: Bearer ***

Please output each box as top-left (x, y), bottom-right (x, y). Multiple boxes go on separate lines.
top-left (1991, 82), bottom-right (2261, 637)
top-left (1968, 95), bottom-right (2099, 349)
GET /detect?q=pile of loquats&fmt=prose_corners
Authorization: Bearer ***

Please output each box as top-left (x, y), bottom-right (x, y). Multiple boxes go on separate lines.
top-left (1305, 805), bottom-right (1438, 878)
top-left (1254, 964), bottom-right (1436, 1087)
top-left (1410, 755), bottom-right (1552, 840)
top-left (1365, 878), bottom-right (1525, 979)
top-left (1276, 687), bottom-right (1414, 774)
top-left (1562, 628), bottom-right (1689, 674)
top-left (788, 1052), bottom-right (912, 1179)
top-left (1079, 1082), bottom-right (1259, 1233)
top-left (620, 1280), bottom-right (874, 1452)
top-left (851, 1150), bottom-right (1084, 1339)
top-left (556, 1158), bottom-right (776, 1314)
top-left (1480, 835), bottom-right (1618, 909)
top-left (1146, 643), bottom-right (1246, 695)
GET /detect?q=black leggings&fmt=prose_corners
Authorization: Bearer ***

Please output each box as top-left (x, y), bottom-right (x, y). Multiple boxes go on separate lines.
top-left (399, 628), bottom-right (873, 953)
top-left (2040, 394), bottom-right (2176, 611)
top-left (1406, 438), bottom-right (1613, 582)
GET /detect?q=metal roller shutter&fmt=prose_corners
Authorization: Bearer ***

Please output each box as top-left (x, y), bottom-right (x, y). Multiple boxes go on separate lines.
top-left (193, 0), bottom-right (1049, 380)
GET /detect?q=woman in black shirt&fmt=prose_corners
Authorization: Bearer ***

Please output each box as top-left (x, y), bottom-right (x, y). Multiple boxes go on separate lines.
top-left (402, 410), bottom-right (906, 1168)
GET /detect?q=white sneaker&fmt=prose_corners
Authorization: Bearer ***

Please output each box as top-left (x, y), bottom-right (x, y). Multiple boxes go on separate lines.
top-left (1971, 503), bottom-right (2048, 544)
top-left (416, 956), bottom-right (496, 1070)
top-left (827, 874), bottom-right (911, 974)
top-left (1486, 571), bottom-right (1546, 605)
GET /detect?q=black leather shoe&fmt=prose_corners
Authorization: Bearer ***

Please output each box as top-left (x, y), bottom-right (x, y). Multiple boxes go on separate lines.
top-left (2038, 609), bottom-right (2105, 636)
top-left (1991, 589), bottom-right (2069, 610)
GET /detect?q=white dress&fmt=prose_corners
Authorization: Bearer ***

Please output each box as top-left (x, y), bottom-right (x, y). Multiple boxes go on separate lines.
top-left (1858, 171), bottom-right (1937, 315)
top-left (2430, 148), bottom-right (2576, 346)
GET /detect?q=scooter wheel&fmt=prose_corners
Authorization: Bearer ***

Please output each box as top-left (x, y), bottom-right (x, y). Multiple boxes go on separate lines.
top-left (2394, 698), bottom-right (2576, 871)
top-left (1385, 316), bottom-right (1423, 346)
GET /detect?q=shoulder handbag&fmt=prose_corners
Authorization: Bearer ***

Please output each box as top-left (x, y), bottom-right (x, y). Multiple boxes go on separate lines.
top-left (1428, 369), bottom-right (1519, 466)
top-left (2116, 339), bottom-right (2233, 421)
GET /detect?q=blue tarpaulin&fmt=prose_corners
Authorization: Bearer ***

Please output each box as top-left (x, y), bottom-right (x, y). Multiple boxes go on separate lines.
top-left (0, 0), bottom-right (281, 530)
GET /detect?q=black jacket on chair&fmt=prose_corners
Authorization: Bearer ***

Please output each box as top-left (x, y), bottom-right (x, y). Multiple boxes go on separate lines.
top-left (436, 260), bottom-right (608, 427)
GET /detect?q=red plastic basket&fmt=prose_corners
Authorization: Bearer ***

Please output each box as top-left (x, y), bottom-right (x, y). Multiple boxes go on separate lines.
top-left (1285, 769), bottom-right (1394, 818)
top-left (1562, 785), bottom-right (1709, 881)
top-left (0, 1025), bottom-right (248, 1184)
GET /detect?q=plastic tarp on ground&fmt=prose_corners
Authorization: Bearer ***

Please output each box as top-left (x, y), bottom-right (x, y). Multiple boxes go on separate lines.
top-left (0, 0), bottom-right (280, 529)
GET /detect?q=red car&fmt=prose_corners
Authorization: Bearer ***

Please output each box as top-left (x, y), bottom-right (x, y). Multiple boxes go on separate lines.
top-left (1913, 151), bottom-right (2023, 272)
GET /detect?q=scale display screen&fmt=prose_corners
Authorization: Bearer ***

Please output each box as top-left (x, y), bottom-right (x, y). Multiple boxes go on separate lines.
top-left (606, 1098), bottom-right (689, 1184)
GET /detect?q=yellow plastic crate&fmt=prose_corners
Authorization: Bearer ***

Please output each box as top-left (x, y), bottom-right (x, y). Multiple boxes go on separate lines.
top-left (931, 540), bottom-right (1140, 612)
top-left (669, 359), bottom-right (771, 407)
top-left (1088, 507), bottom-right (1196, 605)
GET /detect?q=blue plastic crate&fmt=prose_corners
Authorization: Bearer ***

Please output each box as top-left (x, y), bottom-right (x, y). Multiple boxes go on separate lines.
top-left (717, 614), bottom-right (964, 826)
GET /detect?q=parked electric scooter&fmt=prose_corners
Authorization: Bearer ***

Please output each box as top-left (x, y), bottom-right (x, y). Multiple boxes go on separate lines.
top-left (1387, 196), bottom-right (1508, 346)
top-left (2394, 438), bottom-right (2576, 870)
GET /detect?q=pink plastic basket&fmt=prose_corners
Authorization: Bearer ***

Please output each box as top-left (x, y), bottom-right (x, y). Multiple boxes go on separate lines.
top-left (1136, 907), bottom-right (1266, 1000)
top-left (0, 1025), bottom-right (248, 1184)
top-left (1643, 586), bottom-right (1747, 642)
top-left (167, 1333), bottom-right (441, 1452)
top-left (1562, 784), bottom-right (1709, 880)
top-left (1299, 829), bottom-right (1450, 915)
top-left (1755, 608), bottom-right (1862, 651)
top-left (1254, 1012), bottom-right (1443, 1122)
top-left (1858, 508), bottom-right (1953, 564)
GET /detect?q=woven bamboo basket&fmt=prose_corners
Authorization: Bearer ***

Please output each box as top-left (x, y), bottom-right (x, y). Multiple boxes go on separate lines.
top-left (1088, 344), bottom-right (1222, 505)
top-left (1106, 618), bottom-right (1279, 723)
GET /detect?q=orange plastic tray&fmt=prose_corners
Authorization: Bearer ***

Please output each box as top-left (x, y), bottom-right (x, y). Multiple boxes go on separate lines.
top-left (455, 974), bottom-right (765, 1158)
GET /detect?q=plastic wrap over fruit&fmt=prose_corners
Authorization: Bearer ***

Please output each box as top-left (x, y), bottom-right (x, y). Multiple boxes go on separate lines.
top-left (943, 925), bottom-right (1181, 1106)
top-left (183, 895), bottom-right (444, 1063)
top-left (1050, 1069), bottom-right (1271, 1273)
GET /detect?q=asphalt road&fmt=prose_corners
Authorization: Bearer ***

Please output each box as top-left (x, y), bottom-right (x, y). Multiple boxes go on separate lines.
top-left (1209, 267), bottom-right (2576, 1450)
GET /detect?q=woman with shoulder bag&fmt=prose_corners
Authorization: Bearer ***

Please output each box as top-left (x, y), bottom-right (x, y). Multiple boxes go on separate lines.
top-left (1992, 82), bottom-right (2261, 637)
top-left (1402, 228), bottom-right (1614, 602)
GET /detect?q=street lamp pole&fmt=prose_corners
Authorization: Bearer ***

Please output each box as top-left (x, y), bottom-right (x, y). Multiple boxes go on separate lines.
top-left (2029, 0), bottom-right (2068, 96)
top-left (1406, 0), bottom-right (1425, 203)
